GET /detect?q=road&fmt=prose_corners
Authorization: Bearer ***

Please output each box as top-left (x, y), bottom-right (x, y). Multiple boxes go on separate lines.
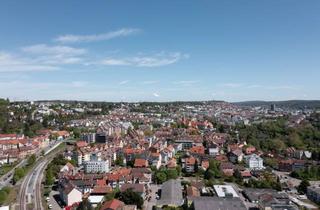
top-left (0, 159), bottom-right (26, 189)
top-left (17, 141), bottom-right (66, 210)
top-left (19, 161), bottom-right (48, 210)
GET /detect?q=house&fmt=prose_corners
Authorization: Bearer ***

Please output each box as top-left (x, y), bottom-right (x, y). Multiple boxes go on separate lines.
top-left (149, 153), bottom-right (162, 169)
top-left (60, 162), bottom-right (76, 174)
top-left (278, 159), bottom-right (306, 172)
top-left (157, 180), bottom-right (184, 208)
top-left (189, 146), bottom-right (205, 155)
top-left (220, 162), bottom-right (235, 177)
top-left (244, 146), bottom-right (256, 155)
top-left (134, 158), bottom-right (148, 168)
top-left (201, 160), bottom-right (209, 171)
top-left (228, 149), bottom-right (244, 163)
top-left (207, 142), bottom-right (219, 157)
top-left (76, 141), bottom-right (88, 148)
top-left (294, 150), bottom-right (312, 159)
top-left (59, 183), bottom-right (82, 206)
top-left (244, 154), bottom-right (264, 170)
top-left (182, 156), bottom-right (196, 173)
top-left (100, 199), bottom-right (125, 210)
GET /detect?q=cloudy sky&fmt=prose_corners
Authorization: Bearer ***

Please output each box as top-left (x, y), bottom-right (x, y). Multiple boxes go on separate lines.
top-left (0, 0), bottom-right (319, 102)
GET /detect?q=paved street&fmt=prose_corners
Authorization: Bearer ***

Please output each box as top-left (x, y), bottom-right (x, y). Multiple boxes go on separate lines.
top-left (0, 159), bottom-right (26, 190)
top-left (144, 184), bottom-right (160, 210)
top-left (48, 189), bottom-right (63, 210)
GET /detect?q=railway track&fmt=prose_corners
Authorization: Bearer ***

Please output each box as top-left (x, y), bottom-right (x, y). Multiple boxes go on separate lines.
top-left (17, 144), bottom-right (65, 210)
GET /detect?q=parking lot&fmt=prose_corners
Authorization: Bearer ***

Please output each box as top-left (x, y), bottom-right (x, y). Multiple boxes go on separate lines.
top-left (48, 188), bottom-right (63, 210)
top-left (144, 184), bottom-right (160, 210)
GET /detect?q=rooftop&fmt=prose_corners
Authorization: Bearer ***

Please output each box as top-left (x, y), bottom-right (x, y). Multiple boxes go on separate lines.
top-left (157, 179), bottom-right (184, 207)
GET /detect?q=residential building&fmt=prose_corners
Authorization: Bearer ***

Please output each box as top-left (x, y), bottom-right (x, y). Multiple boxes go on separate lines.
top-left (84, 159), bottom-right (110, 173)
top-left (244, 154), bottom-right (264, 170)
top-left (59, 183), bottom-right (82, 206)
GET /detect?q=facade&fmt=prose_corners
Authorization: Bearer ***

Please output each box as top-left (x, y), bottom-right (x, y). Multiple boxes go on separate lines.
top-left (60, 184), bottom-right (82, 206)
top-left (84, 159), bottom-right (110, 173)
top-left (80, 133), bottom-right (96, 143)
top-left (244, 154), bottom-right (264, 170)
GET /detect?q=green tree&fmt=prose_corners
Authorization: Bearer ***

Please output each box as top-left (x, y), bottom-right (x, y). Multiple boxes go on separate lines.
top-left (155, 171), bottom-right (167, 184)
top-left (27, 154), bottom-right (36, 166)
top-left (297, 180), bottom-right (310, 194)
top-left (167, 169), bottom-right (178, 180)
top-left (116, 189), bottom-right (143, 209)
top-left (0, 190), bottom-right (7, 204)
top-left (45, 168), bottom-right (55, 185)
top-left (13, 167), bottom-right (25, 184)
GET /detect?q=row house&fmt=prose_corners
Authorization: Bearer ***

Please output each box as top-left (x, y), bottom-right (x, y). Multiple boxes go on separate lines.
top-left (278, 159), bottom-right (306, 172)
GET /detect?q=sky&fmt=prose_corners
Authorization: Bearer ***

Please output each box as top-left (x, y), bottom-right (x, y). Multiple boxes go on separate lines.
top-left (0, 0), bottom-right (320, 102)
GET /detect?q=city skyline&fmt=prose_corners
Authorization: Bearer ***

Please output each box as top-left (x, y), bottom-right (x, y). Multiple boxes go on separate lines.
top-left (1, 0), bottom-right (320, 102)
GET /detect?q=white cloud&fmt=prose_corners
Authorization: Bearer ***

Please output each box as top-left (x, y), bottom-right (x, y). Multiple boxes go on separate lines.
top-left (71, 81), bottom-right (88, 87)
top-left (265, 85), bottom-right (299, 90)
top-left (153, 93), bottom-right (160, 97)
top-left (21, 44), bottom-right (86, 65)
top-left (142, 80), bottom-right (158, 84)
top-left (173, 80), bottom-right (199, 85)
top-left (119, 80), bottom-right (129, 85)
top-left (22, 44), bottom-right (86, 55)
top-left (54, 28), bottom-right (141, 43)
top-left (0, 52), bottom-right (59, 72)
top-left (219, 83), bottom-right (244, 88)
top-left (101, 52), bottom-right (186, 67)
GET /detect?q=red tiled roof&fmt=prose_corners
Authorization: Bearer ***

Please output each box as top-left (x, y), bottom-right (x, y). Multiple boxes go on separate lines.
top-left (189, 146), bottom-right (205, 154)
top-left (100, 199), bottom-right (124, 210)
top-left (186, 156), bottom-right (196, 165)
top-left (76, 141), bottom-right (88, 148)
top-left (134, 159), bottom-right (148, 168)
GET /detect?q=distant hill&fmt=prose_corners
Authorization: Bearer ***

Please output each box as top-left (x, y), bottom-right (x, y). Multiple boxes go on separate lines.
top-left (234, 100), bottom-right (320, 109)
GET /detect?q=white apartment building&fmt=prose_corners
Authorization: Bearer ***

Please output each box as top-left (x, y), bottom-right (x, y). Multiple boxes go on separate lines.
top-left (245, 154), bottom-right (264, 170)
top-left (84, 159), bottom-right (110, 173)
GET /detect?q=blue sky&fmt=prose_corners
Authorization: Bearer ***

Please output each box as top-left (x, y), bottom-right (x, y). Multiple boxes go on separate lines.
top-left (0, 0), bottom-right (319, 102)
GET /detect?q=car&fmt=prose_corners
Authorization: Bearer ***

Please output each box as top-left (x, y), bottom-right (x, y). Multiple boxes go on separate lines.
top-left (46, 197), bottom-right (50, 201)
top-left (48, 204), bottom-right (52, 209)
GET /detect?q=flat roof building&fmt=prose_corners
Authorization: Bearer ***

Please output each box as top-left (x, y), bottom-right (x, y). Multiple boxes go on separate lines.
top-left (213, 185), bottom-right (239, 198)
top-left (191, 196), bottom-right (246, 210)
